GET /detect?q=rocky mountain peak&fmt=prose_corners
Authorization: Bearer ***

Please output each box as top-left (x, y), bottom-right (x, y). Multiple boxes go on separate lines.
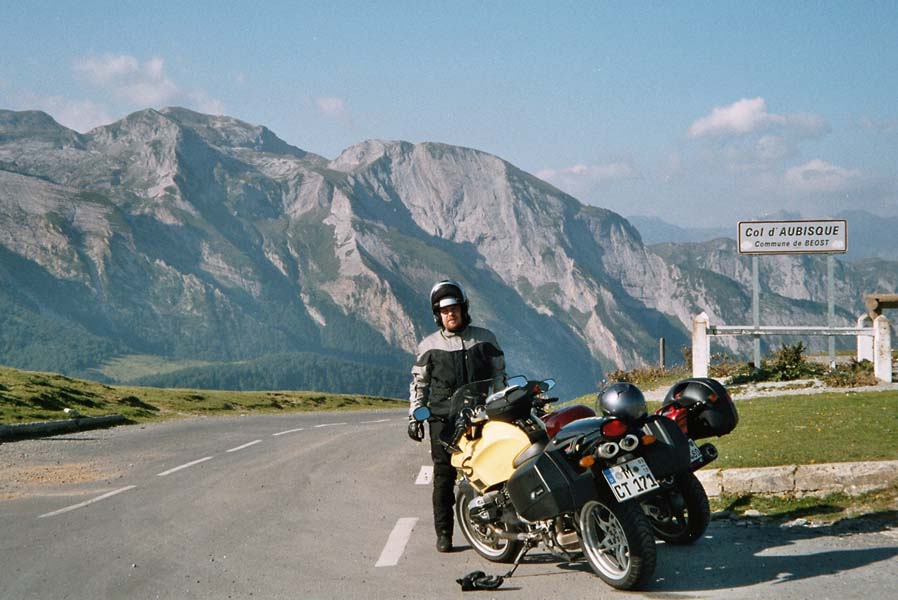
top-left (0, 109), bottom-right (84, 147)
top-left (0, 106), bottom-right (890, 397)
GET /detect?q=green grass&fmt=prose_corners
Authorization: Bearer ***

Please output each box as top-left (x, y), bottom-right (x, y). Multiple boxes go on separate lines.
top-left (711, 483), bottom-right (898, 524)
top-left (0, 365), bottom-right (406, 425)
top-left (700, 391), bottom-right (898, 468)
top-left (561, 389), bottom-right (897, 469)
top-left (96, 354), bottom-right (215, 382)
top-left (3, 364), bottom-right (897, 471)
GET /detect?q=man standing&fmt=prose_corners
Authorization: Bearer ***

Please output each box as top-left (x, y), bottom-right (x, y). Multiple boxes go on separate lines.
top-left (407, 280), bottom-right (506, 552)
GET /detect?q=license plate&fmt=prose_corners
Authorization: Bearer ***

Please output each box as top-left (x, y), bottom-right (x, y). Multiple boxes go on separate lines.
top-left (688, 438), bottom-right (703, 464)
top-left (602, 457), bottom-right (659, 501)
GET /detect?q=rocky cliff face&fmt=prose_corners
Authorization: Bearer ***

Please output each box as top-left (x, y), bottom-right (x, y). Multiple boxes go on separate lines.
top-left (0, 107), bottom-right (887, 396)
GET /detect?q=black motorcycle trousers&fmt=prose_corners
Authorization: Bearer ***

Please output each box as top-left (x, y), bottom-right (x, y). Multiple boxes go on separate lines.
top-left (428, 420), bottom-right (455, 536)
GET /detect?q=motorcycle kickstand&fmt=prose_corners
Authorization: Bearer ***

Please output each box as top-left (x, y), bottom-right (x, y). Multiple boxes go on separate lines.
top-left (502, 538), bottom-right (536, 579)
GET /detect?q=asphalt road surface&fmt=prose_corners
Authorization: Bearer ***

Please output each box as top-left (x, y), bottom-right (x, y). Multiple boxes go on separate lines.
top-left (2, 409), bottom-right (896, 599)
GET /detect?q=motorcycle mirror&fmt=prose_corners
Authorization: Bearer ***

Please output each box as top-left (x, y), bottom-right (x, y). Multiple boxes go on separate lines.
top-left (412, 406), bottom-right (431, 422)
top-left (540, 378), bottom-right (556, 392)
top-left (507, 375), bottom-right (527, 388)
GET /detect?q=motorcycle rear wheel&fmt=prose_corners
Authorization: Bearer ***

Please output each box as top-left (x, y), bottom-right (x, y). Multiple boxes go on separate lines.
top-left (578, 498), bottom-right (656, 590)
top-left (455, 486), bottom-right (522, 563)
top-left (648, 472), bottom-right (710, 545)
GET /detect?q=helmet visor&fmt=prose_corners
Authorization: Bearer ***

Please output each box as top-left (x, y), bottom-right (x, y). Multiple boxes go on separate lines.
top-left (436, 296), bottom-right (463, 309)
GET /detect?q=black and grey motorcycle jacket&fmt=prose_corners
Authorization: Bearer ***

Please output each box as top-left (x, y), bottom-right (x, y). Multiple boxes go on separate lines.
top-left (409, 325), bottom-right (506, 419)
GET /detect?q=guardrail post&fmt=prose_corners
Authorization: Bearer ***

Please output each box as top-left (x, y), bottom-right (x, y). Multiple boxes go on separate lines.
top-left (693, 312), bottom-right (710, 378)
top-left (857, 314), bottom-right (874, 363)
top-left (873, 315), bottom-right (892, 383)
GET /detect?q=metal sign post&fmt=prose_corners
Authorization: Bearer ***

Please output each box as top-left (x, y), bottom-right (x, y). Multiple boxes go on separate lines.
top-left (737, 219), bottom-right (848, 367)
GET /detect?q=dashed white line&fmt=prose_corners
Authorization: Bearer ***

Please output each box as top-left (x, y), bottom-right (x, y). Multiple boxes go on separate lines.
top-left (314, 422), bottom-right (347, 428)
top-left (38, 485), bottom-right (137, 519)
top-left (375, 517), bottom-right (418, 567)
top-left (156, 456), bottom-right (214, 477)
top-left (415, 465), bottom-right (433, 485)
top-left (272, 427), bottom-right (304, 437)
top-left (226, 440), bottom-right (262, 453)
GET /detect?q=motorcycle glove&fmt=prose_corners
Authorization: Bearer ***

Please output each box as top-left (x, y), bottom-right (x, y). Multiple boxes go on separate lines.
top-left (407, 418), bottom-right (425, 442)
top-left (457, 571), bottom-right (504, 591)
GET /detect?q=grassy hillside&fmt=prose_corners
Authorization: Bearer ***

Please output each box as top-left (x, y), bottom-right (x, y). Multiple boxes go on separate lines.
top-left (0, 364), bottom-right (406, 425)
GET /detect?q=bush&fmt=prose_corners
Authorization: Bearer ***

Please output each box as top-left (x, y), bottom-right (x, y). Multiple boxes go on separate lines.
top-left (604, 365), bottom-right (690, 390)
top-left (709, 352), bottom-right (752, 379)
top-left (823, 359), bottom-right (878, 387)
top-left (728, 342), bottom-right (824, 385)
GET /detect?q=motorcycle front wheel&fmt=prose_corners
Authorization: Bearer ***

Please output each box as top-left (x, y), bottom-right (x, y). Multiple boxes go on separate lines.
top-left (578, 498), bottom-right (656, 590)
top-left (647, 472), bottom-right (710, 545)
top-left (455, 486), bottom-right (522, 563)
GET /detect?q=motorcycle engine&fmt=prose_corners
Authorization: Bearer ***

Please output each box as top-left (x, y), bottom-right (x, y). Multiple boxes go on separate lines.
top-left (467, 490), bottom-right (504, 525)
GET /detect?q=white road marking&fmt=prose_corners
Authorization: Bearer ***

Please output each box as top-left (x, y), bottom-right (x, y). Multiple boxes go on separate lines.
top-left (375, 517), bottom-right (418, 567)
top-left (360, 418), bottom-right (391, 424)
top-left (272, 427), bottom-right (304, 437)
top-left (415, 465), bottom-right (433, 485)
top-left (38, 485), bottom-right (137, 519)
top-left (156, 456), bottom-right (214, 477)
top-left (226, 440), bottom-right (262, 453)
top-left (314, 422), bottom-right (347, 428)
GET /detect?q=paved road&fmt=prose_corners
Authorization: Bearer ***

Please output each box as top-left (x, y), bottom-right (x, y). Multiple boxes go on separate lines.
top-left (1, 410), bottom-right (896, 599)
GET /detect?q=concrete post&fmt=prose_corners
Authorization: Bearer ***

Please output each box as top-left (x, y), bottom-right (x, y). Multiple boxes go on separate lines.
top-left (873, 315), bottom-right (892, 383)
top-left (692, 312), bottom-right (710, 378)
top-left (857, 314), bottom-right (874, 363)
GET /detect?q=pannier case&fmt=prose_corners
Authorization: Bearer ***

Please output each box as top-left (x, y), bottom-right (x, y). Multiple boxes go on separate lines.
top-left (506, 446), bottom-right (594, 521)
top-left (661, 377), bottom-right (739, 439)
top-left (640, 415), bottom-right (692, 478)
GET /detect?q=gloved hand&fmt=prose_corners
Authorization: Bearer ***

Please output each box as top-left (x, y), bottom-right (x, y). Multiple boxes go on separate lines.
top-left (407, 418), bottom-right (425, 442)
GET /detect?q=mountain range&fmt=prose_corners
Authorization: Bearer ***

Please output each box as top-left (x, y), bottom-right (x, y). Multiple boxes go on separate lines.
top-left (628, 211), bottom-right (898, 262)
top-left (1, 107), bottom-right (895, 398)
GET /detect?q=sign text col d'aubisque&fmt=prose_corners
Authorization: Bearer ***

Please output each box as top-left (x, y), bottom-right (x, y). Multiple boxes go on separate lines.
top-left (737, 219), bottom-right (847, 255)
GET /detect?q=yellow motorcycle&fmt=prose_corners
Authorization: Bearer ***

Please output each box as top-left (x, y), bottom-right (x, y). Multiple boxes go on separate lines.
top-left (415, 376), bottom-right (679, 591)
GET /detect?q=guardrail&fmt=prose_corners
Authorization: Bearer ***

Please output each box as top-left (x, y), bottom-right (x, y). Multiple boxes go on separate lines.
top-left (692, 312), bottom-right (892, 382)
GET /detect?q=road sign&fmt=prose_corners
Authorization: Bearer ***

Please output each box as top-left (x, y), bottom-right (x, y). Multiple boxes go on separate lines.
top-left (737, 219), bottom-right (847, 255)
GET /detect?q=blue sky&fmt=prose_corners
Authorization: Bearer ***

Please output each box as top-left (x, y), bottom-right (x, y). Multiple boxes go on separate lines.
top-left (2, 1), bottom-right (897, 227)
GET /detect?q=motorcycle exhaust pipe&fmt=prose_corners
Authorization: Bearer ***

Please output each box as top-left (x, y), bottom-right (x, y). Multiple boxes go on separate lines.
top-left (690, 442), bottom-right (719, 470)
top-left (619, 434), bottom-right (640, 452)
top-left (700, 443), bottom-right (718, 463)
top-left (597, 441), bottom-right (619, 459)
top-left (487, 525), bottom-right (534, 541)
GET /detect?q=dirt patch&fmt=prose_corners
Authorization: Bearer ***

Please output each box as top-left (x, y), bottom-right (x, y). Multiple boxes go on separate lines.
top-left (0, 462), bottom-right (120, 501)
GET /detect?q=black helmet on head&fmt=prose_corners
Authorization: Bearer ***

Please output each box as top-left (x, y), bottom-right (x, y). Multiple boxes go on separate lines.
top-left (598, 382), bottom-right (647, 420)
top-left (430, 279), bottom-right (471, 329)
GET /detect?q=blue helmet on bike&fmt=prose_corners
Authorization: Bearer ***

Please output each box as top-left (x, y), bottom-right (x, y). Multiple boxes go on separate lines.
top-left (598, 382), bottom-right (647, 420)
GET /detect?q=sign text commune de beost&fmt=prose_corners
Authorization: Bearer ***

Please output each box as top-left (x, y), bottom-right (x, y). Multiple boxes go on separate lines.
top-left (737, 219), bottom-right (847, 255)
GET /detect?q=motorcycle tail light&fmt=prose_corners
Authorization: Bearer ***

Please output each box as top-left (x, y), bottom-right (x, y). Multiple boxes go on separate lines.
top-left (641, 434), bottom-right (657, 446)
top-left (601, 419), bottom-right (627, 438)
top-left (579, 455), bottom-right (596, 468)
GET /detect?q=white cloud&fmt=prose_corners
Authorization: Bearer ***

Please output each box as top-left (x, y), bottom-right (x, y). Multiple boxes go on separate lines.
top-left (188, 90), bottom-right (226, 115)
top-left (859, 116), bottom-right (898, 135)
top-left (68, 53), bottom-right (226, 119)
top-left (315, 96), bottom-right (349, 119)
top-left (537, 162), bottom-right (638, 185)
top-left (688, 97), bottom-right (827, 139)
top-left (785, 159), bottom-right (861, 192)
top-left (74, 54), bottom-right (178, 106)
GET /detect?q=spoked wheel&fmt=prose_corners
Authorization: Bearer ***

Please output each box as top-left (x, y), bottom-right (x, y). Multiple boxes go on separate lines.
top-left (578, 498), bottom-right (656, 590)
top-left (455, 485), bottom-right (522, 563)
top-left (647, 472), bottom-right (710, 545)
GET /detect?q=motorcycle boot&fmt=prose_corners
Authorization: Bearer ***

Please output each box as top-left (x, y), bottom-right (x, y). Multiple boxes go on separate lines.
top-left (437, 530), bottom-right (453, 553)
